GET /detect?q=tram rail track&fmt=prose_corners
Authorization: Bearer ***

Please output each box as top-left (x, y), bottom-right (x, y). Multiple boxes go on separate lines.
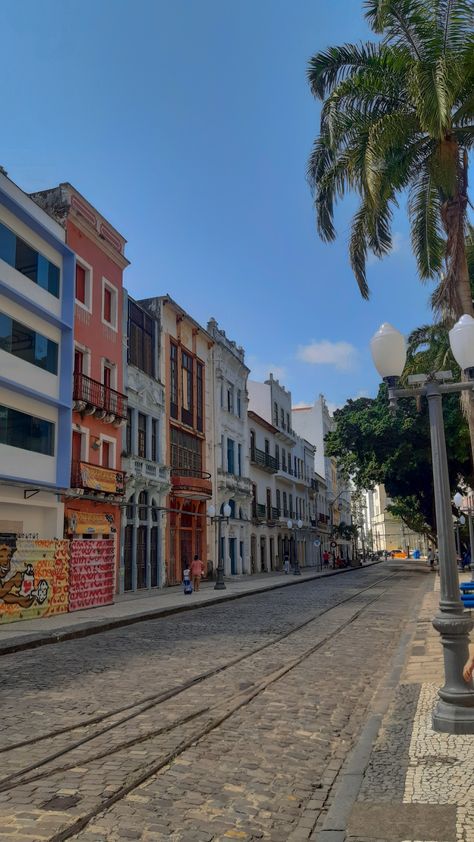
top-left (0, 571), bottom-right (401, 841)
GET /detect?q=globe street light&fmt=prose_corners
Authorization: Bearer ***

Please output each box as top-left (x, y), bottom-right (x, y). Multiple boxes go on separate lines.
top-left (371, 315), bottom-right (474, 734)
top-left (207, 501), bottom-right (232, 591)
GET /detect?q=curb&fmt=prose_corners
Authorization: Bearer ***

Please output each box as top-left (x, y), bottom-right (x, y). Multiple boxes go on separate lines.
top-left (315, 571), bottom-right (432, 841)
top-left (0, 561), bottom-right (382, 657)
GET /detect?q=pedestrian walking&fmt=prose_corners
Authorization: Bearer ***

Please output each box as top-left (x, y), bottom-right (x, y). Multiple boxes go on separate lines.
top-left (427, 546), bottom-right (435, 570)
top-left (283, 554), bottom-right (290, 575)
top-left (190, 554), bottom-right (204, 592)
top-left (323, 550), bottom-right (329, 568)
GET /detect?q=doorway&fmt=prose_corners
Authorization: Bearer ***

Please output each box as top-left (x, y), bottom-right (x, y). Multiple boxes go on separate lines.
top-left (229, 537), bottom-right (236, 575)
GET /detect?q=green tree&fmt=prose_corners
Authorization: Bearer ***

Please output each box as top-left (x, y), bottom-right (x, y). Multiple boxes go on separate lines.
top-left (307, 0), bottom-right (474, 317)
top-left (326, 385), bottom-right (472, 538)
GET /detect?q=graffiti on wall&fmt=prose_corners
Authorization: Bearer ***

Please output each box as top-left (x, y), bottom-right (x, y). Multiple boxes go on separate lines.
top-left (0, 537), bottom-right (69, 623)
top-left (69, 538), bottom-right (115, 612)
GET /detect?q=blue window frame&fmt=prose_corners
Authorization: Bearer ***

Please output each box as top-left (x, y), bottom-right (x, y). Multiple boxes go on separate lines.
top-left (0, 221), bottom-right (60, 297)
top-left (0, 404), bottom-right (55, 455)
top-left (0, 312), bottom-right (58, 374)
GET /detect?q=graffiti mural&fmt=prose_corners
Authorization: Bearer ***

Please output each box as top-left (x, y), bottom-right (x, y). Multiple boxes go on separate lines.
top-left (0, 537), bottom-right (69, 623)
top-left (69, 538), bottom-right (116, 612)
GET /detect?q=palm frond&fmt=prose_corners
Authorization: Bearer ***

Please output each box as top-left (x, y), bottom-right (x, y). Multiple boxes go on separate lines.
top-left (349, 202), bottom-right (371, 299)
top-left (408, 165), bottom-right (445, 279)
top-left (307, 42), bottom-right (389, 100)
top-left (363, 0), bottom-right (429, 59)
top-left (435, 0), bottom-right (474, 53)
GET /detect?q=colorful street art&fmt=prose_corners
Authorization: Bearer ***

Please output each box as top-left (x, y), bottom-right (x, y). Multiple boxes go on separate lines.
top-left (68, 538), bottom-right (116, 611)
top-left (0, 537), bottom-right (69, 623)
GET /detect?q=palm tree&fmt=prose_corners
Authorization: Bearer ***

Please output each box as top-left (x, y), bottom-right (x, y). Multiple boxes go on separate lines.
top-left (307, 0), bottom-right (474, 318)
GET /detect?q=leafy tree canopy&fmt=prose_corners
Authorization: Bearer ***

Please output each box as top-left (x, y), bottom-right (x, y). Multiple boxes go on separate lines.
top-left (326, 384), bottom-right (472, 536)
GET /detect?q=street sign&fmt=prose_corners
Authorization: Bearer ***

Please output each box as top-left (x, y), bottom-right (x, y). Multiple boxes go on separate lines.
top-left (330, 541), bottom-right (337, 548)
top-left (313, 540), bottom-right (321, 547)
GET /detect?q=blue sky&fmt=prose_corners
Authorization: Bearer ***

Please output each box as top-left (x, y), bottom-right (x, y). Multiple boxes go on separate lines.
top-left (3, 0), bottom-right (434, 410)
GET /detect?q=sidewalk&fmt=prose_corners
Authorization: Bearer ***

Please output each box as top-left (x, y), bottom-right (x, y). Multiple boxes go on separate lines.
top-left (0, 561), bottom-right (377, 657)
top-left (318, 570), bottom-right (474, 842)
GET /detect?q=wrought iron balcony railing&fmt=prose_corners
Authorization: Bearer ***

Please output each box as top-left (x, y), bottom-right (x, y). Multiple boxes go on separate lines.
top-left (73, 372), bottom-right (128, 422)
top-left (250, 447), bottom-right (278, 473)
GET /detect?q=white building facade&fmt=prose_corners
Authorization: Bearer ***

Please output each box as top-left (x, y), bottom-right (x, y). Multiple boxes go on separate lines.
top-left (207, 318), bottom-right (252, 575)
top-left (248, 375), bottom-right (320, 571)
top-left (292, 394), bottom-right (352, 559)
top-left (120, 293), bottom-right (170, 592)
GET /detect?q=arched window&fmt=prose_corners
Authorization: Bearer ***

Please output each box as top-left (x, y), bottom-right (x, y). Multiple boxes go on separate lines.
top-left (151, 497), bottom-right (158, 522)
top-left (138, 491), bottom-right (148, 521)
top-left (126, 494), bottom-right (134, 520)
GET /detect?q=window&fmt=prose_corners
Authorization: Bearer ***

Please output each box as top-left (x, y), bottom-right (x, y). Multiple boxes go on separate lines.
top-left (227, 385), bottom-right (234, 413)
top-left (286, 412), bottom-right (290, 433)
top-left (227, 438), bottom-right (235, 474)
top-left (170, 427), bottom-right (202, 474)
top-left (74, 348), bottom-right (83, 375)
top-left (128, 301), bottom-right (155, 376)
top-left (126, 409), bottom-right (132, 454)
top-left (283, 491), bottom-right (288, 516)
top-left (151, 419), bottom-right (158, 462)
top-left (102, 280), bottom-right (117, 329)
top-left (289, 494), bottom-right (293, 518)
top-left (264, 438), bottom-right (270, 456)
top-left (170, 342), bottom-right (178, 419)
top-left (275, 444), bottom-right (280, 469)
top-left (282, 449), bottom-right (287, 472)
top-left (280, 407), bottom-right (285, 429)
top-left (181, 351), bottom-right (193, 425)
top-left (0, 313), bottom-right (58, 374)
top-left (196, 362), bottom-right (203, 433)
top-left (237, 389), bottom-right (241, 418)
top-left (138, 490), bottom-right (148, 521)
top-left (238, 443), bottom-right (242, 477)
top-left (138, 413), bottom-right (147, 459)
top-left (75, 264), bottom-right (86, 304)
top-left (103, 287), bottom-right (112, 323)
top-left (102, 440), bottom-right (111, 468)
top-left (273, 402), bottom-right (279, 426)
top-left (294, 456), bottom-right (298, 477)
top-left (0, 404), bottom-right (54, 455)
top-left (276, 489), bottom-right (281, 514)
top-left (250, 429), bottom-right (256, 458)
top-left (0, 221), bottom-right (60, 297)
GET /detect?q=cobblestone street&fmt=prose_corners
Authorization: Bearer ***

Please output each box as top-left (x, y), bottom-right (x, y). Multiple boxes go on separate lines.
top-left (0, 564), bottom-right (429, 841)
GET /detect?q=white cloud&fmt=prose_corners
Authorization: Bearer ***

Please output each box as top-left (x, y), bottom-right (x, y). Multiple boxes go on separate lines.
top-left (297, 340), bottom-right (358, 372)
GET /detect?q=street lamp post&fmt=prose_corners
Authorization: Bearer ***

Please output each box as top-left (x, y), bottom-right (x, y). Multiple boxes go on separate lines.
top-left (371, 316), bottom-right (474, 734)
top-left (287, 519), bottom-right (303, 575)
top-left (207, 502), bottom-right (232, 591)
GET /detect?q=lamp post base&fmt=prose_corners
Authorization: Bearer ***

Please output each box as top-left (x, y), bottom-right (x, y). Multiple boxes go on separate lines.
top-left (431, 610), bottom-right (474, 733)
top-left (432, 697), bottom-right (474, 733)
top-left (214, 573), bottom-right (226, 591)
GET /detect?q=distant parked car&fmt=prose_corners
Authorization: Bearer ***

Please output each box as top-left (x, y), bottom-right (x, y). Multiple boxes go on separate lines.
top-left (391, 549), bottom-right (407, 559)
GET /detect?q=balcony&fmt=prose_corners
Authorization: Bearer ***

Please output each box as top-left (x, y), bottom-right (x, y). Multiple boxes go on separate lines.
top-left (217, 469), bottom-right (253, 498)
top-left (122, 454), bottom-right (170, 488)
top-left (250, 447), bottom-right (278, 473)
top-left (73, 372), bottom-right (128, 424)
top-left (170, 467), bottom-right (212, 500)
top-left (71, 460), bottom-right (125, 497)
